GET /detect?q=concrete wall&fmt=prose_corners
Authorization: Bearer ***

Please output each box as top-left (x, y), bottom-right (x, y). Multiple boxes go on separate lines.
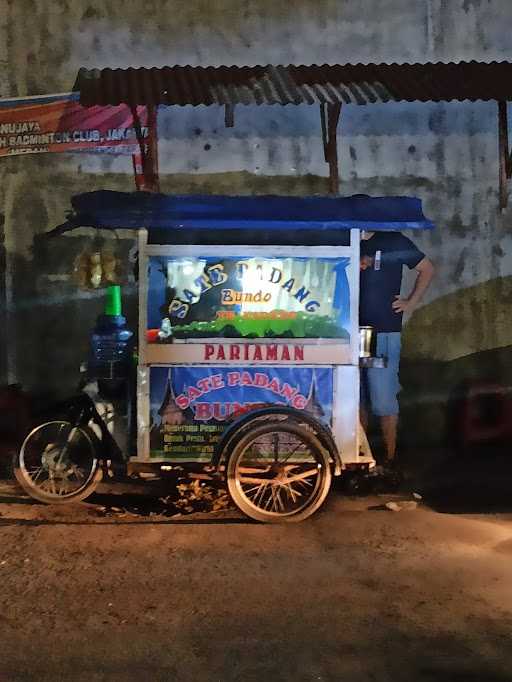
top-left (2, 1), bottom-right (512, 426)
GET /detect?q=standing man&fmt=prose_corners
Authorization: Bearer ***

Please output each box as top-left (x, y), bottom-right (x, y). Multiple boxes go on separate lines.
top-left (360, 230), bottom-right (434, 468)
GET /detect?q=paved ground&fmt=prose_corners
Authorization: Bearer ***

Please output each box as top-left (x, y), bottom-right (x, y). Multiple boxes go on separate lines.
top-left (0, 478), bottom-right (511, 682)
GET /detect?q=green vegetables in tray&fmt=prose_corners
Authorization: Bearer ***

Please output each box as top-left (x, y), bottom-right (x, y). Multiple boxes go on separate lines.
top-left (171, 312), bottom-right (349, 339)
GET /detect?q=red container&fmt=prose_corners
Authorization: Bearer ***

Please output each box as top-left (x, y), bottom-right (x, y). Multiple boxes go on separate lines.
top-left (457, 381), bottom-right (512, 450)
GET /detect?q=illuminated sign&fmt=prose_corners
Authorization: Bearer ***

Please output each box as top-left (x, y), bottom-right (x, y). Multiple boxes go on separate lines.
top-left (147, 255), bottom-right (351, 342)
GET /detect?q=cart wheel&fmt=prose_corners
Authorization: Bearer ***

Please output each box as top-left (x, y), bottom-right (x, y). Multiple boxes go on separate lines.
top-left (226, 420), bottom-right (332, 523)
top-left (14, 420), bottom-right (102, 504)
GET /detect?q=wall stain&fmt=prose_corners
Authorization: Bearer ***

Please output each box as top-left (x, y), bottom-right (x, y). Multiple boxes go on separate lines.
top-left (403, 275), bottom-right (512, 362)
top-left (82, 6), bottom-right (102, 20)
top-left (452, 247), bottom-right (468, 284)
top-left (462, 0), bottom-right (485, 12)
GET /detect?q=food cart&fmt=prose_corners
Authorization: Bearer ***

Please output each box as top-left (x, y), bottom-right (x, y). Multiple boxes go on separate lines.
top-left (14, 191), bottom-right (433, 522)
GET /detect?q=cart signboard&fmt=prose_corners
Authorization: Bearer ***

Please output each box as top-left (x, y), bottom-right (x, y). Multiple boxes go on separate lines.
top-left (149, 365), bottom-right (333, 460)
top-left (145, 253), bottom-right (352, 365)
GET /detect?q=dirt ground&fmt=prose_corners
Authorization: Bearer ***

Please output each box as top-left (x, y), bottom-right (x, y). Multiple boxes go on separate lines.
top-left (0, 476), bottom-right (512, 682)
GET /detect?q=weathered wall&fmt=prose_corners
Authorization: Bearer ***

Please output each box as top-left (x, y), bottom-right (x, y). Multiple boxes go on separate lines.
top-left (2, 0), bottom-right (510, 88)
top-left (1, 0), bottom-right (512, 425)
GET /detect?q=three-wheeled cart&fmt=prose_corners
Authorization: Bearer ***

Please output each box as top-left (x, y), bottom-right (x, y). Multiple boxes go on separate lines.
top-left (14, 191), bottom-right (433, 522)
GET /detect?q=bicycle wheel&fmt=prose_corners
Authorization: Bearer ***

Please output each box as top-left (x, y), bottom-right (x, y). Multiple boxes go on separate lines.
top-left (14, 420), bottom-right (102, 504)
top-left (227, 421), bottom-right (332, 523)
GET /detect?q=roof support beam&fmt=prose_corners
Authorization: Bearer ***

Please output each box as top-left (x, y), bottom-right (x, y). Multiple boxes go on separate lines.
top-left (131, 105), bottom-right (146, 191)
top-left (321, 103), bottom-right (342, 196)
top-left (498, 101), bottom-right (511, 210)
top-left (146, 104), bottom-right (160, 192)
top-left (225, 104), bottom-right (235, 128)
top-left (131, 105), bottom-right (160, 192)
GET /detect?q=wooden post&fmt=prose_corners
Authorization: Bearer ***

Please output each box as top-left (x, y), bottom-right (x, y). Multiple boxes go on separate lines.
top-left (320, 104), bottom-right (328, 162)
top-left (327, 103), bottom-right (342, 196)
top-left (131, 105), bottom-right (146, 191)
top-left (225, 104), bottom-right (235, 128)
top-left (145, 104), bottom-right (160, 192)
top-left (130, 105), bottom-right (160, 192)
top-left (498, 101), bottom-right (511, 211)
top-left (320, 103), bottom-right (342, 196)
top-left (132, 152), bottom-right (144, 191)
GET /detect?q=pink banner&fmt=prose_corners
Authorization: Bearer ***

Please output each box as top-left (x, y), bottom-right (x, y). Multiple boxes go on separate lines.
top-left (0, 93), bottom-right (148, 157)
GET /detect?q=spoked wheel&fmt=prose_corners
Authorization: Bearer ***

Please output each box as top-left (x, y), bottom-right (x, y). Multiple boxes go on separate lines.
top-left (14, 420), bottom-right (102, 504)
top-left (227, 421), bottom-right (332, 523)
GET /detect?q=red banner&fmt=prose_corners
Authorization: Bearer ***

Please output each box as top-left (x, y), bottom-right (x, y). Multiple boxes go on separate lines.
top-left (0, 93), bottom-right (148, 157)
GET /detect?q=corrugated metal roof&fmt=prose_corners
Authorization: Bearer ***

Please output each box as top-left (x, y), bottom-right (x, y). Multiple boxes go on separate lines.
top-left (76, 62), bottom-right (512, 107)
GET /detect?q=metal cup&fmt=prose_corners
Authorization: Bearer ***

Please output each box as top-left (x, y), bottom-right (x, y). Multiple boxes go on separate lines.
top-left (359, 325), bottom-right (376, 358)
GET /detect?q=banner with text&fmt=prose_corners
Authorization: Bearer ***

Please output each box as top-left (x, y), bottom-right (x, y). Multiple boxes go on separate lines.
top-left (149, 365), bottom-right (333, 460)
top-left (147, 254), bottom-right (351, 343)
top-left (0, 93), bottom-right (147, 157)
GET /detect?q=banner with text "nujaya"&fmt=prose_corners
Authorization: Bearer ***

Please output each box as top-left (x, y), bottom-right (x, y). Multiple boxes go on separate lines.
top-left (0, 93), bottom-right (148, 157)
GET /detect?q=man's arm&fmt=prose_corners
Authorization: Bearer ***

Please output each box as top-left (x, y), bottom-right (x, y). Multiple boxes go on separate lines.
top-left (392, 257), bottom-right (435, 314)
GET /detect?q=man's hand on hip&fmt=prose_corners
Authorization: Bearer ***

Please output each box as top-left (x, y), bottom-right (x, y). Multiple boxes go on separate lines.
top-left (392, 296), bottom-right (413, 314)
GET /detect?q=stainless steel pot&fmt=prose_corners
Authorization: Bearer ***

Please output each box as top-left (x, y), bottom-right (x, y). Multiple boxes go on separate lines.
top-left (359, 325), bottom-right (376, 358)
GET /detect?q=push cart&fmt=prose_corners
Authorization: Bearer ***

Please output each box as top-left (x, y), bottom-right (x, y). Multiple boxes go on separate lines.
top-left (14, 191), bottom-right (433, 522)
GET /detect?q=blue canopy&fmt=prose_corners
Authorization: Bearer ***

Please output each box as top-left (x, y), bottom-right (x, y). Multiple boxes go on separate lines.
top-left (50, 191), bottom-right (433, 237)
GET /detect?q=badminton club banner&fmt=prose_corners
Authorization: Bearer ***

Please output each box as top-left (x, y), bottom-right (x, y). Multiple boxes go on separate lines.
top-left (0, 93), bottom-right (148, 157)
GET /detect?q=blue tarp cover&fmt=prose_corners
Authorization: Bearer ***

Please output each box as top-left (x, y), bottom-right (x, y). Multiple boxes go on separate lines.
top-left (53, 191), bottom-right (434, 234)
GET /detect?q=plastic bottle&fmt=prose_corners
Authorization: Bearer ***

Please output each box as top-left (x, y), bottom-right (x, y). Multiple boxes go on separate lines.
top-left (89, 285), bottom-right (134, 377)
